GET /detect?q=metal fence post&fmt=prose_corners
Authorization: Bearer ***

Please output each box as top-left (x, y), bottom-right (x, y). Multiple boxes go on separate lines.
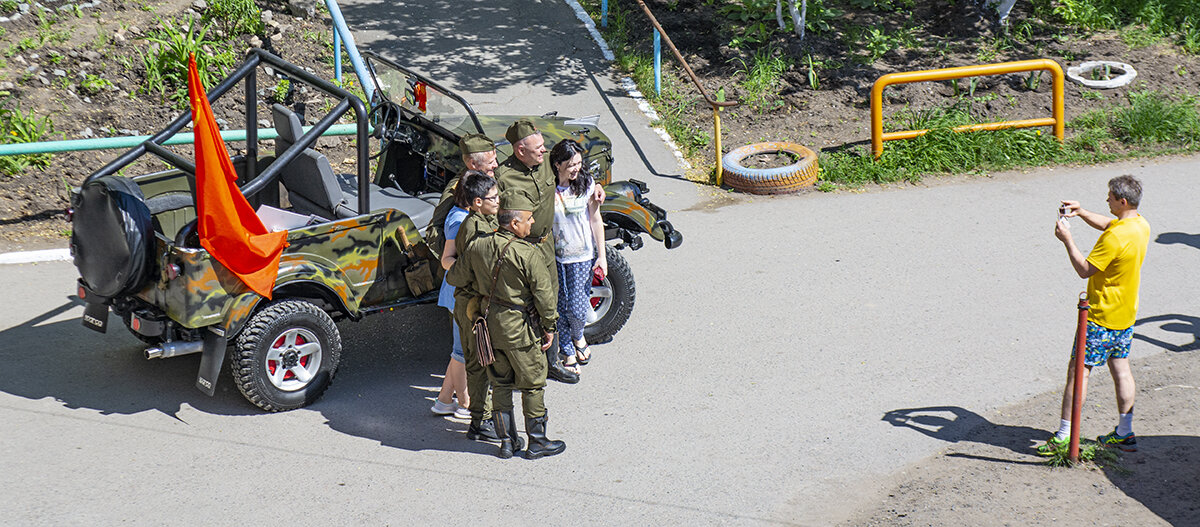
top-left (601, 0), bottom-right (608, 28)
top-left (653, 29), bottom-right (661, 96)
top-left (333, 28), bottom-right (342, 85)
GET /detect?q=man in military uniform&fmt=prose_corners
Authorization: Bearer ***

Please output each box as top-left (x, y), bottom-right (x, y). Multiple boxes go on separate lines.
top-left (429, 133), bottom-right (500, 249)
top-left (446, 189), bottom-right (567, 459)
top-left (494, 120), bottom-right (580, 384)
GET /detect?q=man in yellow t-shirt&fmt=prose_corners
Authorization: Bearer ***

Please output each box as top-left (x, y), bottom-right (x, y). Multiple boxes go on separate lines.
top-left (1039, 175), bottom-right (1150, 456)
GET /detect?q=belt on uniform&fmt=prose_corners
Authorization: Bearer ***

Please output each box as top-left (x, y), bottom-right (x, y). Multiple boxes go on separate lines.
top-left (523, 234), bottom-right (547, 244)
top-left (482, 295), bottom-right (525, 312)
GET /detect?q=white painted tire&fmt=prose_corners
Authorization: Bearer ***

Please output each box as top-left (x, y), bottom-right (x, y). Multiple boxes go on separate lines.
top-left (1067, 61), bottom-right (1137, 89)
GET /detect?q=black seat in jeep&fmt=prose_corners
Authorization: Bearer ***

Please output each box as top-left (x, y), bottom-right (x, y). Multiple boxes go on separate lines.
top-left (271, 104), bottom-right (436, 228)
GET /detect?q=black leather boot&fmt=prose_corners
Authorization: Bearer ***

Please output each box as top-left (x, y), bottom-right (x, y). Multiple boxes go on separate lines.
top-left (504, 410), bottom-right (524, 452)
top-left (524, 414), bottom-right (566, 459)
top-left (493, 412), bottom-right (514, 459)
top-left (467, 417), bottom-right (500, 442)
top-left (546, 347), bottom-right (579, 384)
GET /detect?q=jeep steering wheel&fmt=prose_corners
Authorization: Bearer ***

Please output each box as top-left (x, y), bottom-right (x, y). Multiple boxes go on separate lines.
top-left (368, 100), bottom-right (428, 155)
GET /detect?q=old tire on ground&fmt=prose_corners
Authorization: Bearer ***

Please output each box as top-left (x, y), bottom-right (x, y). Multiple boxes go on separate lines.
top-left (584, 247), bottom-right (634, 344)
top-left (232, 299), bottom-right (342, 412)
top-left (721, 142), bottom-right (819, 195)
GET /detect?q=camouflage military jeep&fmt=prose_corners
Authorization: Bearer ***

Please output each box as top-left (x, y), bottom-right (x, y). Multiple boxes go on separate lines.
top-left (70, 49), bottom-right (681, 412)
top-left (361, 51), bottom-right (682, 343)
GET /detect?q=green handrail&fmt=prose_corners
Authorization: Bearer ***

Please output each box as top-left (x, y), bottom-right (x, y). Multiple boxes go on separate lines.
top-left (0, 123), bottom-right (369, 156)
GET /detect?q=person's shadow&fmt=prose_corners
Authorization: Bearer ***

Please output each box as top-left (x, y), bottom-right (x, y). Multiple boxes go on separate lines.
top-left (885, 406), bottom-right (1200, 524)
top-left (882, 406), bottom-right (1047, 465)
top-left (1134, 314), bottom-right (1200, 352)
top-left (1155, 232), bottom-right (1200, 251)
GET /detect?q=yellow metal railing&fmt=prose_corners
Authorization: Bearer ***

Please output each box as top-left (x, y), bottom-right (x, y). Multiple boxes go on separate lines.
top-left (871, 59), bottom-right (1064, 158)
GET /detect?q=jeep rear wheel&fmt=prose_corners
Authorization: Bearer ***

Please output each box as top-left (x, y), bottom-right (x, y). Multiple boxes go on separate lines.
top-left (232, 299), bottom-right (342, 412)
top-left (584, 247), bottom-right (635, 344)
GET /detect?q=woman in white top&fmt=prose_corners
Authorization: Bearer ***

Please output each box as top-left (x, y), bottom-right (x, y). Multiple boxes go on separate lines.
top-left (550, 140), bottom-right (607, 375)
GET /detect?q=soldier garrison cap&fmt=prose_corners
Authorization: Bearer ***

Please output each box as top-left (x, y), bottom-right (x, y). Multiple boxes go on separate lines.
top-left (458, 133), bottom-right (495, 154)
top-left (499, 188), bottom-right (536, 212)
top-left (504, 119), bottom-right (540, 145)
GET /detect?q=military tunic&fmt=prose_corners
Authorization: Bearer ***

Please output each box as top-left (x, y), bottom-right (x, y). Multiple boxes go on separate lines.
top-left (495, 156), bottom-right (559, 304)
top-left (446, 229), bottom-right (558, 418)
top-left (450, 210), bottom-right (498, 420)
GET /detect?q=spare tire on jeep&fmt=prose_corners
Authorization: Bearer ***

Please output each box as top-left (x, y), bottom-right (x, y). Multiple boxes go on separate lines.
top-left (72, 175), bottom-right (154, 298)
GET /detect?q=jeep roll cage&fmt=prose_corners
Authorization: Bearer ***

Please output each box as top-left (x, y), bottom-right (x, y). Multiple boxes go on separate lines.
top-left (83, 48), bottom-right (373, 215)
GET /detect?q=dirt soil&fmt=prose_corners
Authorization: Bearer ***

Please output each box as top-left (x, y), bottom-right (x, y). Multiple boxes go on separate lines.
top-left (842, 345), bottom-right (1200, 526)
top-left (629, 0), bottom-right (1200, 167)
top-left (0, 0), bottom-right (355, 252)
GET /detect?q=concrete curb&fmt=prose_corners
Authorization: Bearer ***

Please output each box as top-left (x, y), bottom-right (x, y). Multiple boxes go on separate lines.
top-left (0, 248), bottom-right (71, 265)
top-left (563, 0), bottom-right (691, 170)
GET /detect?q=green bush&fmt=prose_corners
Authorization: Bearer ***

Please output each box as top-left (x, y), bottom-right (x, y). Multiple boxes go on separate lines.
top-left (202, 0), bottom-right (264, 36)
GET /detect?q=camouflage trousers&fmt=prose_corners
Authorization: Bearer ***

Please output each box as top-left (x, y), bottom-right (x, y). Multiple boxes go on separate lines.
top-left (489, 342), bottom-right (548, 419)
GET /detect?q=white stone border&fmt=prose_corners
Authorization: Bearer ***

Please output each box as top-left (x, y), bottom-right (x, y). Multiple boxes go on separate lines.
top-left (563, 0), bottom-right (692, 170)
top-left (0, 248), bottom-right (71, 265)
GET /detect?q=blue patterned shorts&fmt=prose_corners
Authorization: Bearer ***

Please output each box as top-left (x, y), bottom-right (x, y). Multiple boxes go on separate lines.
top-left (1075, 321), bottom-right (1133, 367)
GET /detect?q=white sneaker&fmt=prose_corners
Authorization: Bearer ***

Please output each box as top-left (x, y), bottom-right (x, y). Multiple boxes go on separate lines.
top-left (430, 399), bottom-right (456, 415)
top-left (453, 406), bottom-right (472, 420)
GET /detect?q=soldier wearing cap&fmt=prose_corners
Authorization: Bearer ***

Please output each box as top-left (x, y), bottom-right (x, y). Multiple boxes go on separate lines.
top-left (495, 119), bottom-right (581, 384)
top-left (429, 134), bottom-right (500, 250)
top-left (446, 188), bottom-right (566, 459)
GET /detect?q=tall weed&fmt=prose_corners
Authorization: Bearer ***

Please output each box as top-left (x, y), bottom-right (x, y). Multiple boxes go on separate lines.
top-left (733, 47), bottom-right (790, 107)
top-left (202, 0), bottom-right (263, 36)
top-left (142, 16), bottom-right (237, 103)
top-left (0, 103), bottom-right (54, 175)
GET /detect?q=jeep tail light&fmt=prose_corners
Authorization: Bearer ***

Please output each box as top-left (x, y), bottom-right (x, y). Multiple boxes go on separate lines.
top-left (77, 285), bottom-right (86, 300)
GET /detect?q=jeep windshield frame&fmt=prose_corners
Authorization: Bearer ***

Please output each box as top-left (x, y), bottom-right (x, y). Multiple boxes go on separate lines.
top-left (363, 51), bottom-right (484, 137)
top-left (84, 48), bottom-right (372, 214)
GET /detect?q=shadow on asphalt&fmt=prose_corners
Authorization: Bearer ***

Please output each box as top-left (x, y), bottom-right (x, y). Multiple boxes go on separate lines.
top-left (314, 303), bottom-right (500, 456)
top-left (1134, 313), bottom-right (1200, 352)
top-left (336, 1), bottom-right (591, 97)
top-left (0, 297), bottom-right (254, 418)
top-left (0, 298), bottom-right (495, 456)
top-left (1155, 231), bottom-right (1200, 251)
top-left (882, 406), bottom-right (1046, 466)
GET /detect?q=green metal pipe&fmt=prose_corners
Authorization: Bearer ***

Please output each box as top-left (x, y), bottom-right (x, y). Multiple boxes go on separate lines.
top-left (0, 123), bottom-right (368, 156)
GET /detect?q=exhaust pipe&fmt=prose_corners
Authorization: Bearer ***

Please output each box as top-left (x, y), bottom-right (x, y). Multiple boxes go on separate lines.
top-left (145, 340), bottom-right (205, 360)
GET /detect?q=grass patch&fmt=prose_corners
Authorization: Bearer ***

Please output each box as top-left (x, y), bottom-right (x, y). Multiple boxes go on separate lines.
top-left (0, 102), bottom-right (54, 175)
top-left (1051, 0), bottom-right (1200, 53)
top-left (1042, 438), bottom-right (1124, 469)
top-left (820, 101), bottom-right (1063, 185)
top-left (140, 16), bottom-right (237, 105)
top-left (732, 46), bottom-right (790, 108)
top-left (202, 0), bottom-right (264, 36)
top-left (821, 90), bottom-right (1200, 188)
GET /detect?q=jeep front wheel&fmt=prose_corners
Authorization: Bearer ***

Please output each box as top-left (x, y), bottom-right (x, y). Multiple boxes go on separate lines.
top-left (232, 299), bottom-right (342, 412)
top-left (584, 247), bottom-right (635, 343)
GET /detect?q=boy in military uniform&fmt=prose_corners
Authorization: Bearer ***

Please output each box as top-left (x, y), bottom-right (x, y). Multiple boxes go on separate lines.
top-left (450, 175), bottom-right (507, 444)
top-left (446, 189), bottom-right (566, 459)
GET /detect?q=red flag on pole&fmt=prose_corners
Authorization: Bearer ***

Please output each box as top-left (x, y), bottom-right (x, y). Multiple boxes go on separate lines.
top-left (188, 54), bottom-right (288, 299)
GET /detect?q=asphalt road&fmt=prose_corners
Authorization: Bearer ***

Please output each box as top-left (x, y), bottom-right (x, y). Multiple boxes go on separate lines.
top-left (3, 1), bottom-right (1200, 525)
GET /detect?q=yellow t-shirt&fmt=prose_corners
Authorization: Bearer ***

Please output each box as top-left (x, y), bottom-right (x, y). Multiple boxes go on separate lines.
top-left (1086, 214), bottom-right (1150, 330)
